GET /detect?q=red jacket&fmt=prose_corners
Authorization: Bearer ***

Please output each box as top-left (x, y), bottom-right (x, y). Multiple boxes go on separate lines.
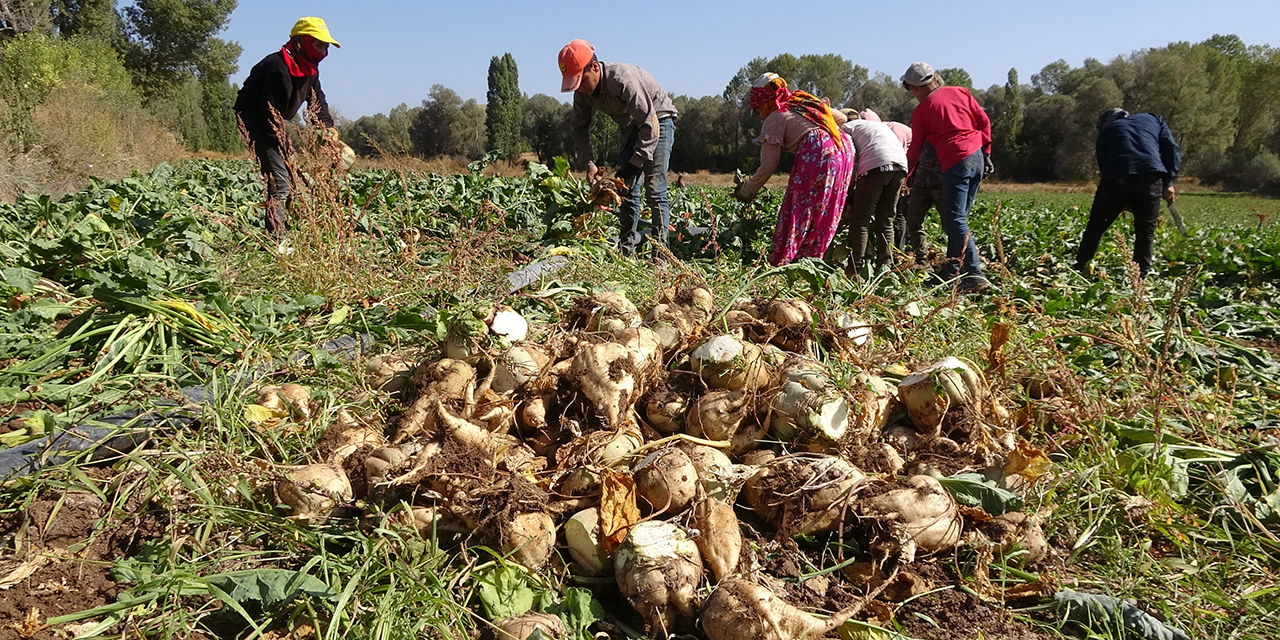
top-left (906, 86), bottom-right (991, 177)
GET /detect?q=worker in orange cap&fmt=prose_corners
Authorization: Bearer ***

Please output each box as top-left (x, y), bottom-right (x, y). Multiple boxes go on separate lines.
top-left (558, 39), bottom-right (678, 258)
top-left (234, 17), bottom-right (341, 246)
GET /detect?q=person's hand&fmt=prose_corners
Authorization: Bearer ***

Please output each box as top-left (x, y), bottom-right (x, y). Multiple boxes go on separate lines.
top-left (900, 184), bottom-right (911, 197)
top-left (732, 183), bottom-right (754, 203)
top-left (321, 127), bottom-right (340, 143)
top-left (586, 162), bottom-right (600, 184)
top-left (1163, 185), bottom-right (1176, 205)
top-left (617, 163), bottom-right (643, 190)
top-left (983, 156), bottom-right (996, 178)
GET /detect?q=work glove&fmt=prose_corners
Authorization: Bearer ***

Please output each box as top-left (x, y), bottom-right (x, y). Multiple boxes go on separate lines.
top-left (616, 162), bottom-right (643, 190)
top-left (983, 155), bottom-right (996, 178)
top-left (732, 183), bottom-right (754, 203)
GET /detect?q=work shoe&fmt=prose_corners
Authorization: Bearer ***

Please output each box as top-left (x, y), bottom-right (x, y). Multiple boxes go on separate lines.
top-left (957, 275), bottom-right (992, 294)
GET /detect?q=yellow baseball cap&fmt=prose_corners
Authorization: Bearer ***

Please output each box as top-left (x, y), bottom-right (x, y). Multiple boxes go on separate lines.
top-left (290, 17), bottom-right (340, 47)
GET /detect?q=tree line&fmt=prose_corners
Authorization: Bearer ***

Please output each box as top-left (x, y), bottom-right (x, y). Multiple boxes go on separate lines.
top-left (343, 36), bottom-right (1280, 191)
top-left (1, 0), bottom-right (242, 154)
top-left (2, 5), bottom-right (1275, 191)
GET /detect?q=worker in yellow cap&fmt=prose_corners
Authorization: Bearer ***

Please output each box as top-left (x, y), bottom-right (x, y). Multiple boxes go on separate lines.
top-left (234, 17), bottom-right (341, 245)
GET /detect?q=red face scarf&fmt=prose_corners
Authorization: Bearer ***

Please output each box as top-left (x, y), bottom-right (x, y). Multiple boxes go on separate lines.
top-left (281, 39), bottom-right (319, 78)
top-left (749, 77), bottom-right (844, 149)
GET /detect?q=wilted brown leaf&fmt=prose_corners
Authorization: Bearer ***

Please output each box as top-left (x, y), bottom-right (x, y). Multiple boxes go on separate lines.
top-left (987, 322), bottom-right (1012, 379)
top-left (598, 468), bottom-right (641, 555)
top-left (1004, 440), bottom-right (1052, 482)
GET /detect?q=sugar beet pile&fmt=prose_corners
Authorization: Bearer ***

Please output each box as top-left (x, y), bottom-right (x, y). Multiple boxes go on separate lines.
top-left (268, 286), bottom-right (1053, 639)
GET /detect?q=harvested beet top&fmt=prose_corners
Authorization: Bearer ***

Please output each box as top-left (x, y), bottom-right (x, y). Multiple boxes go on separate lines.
top-left (267, 287), bottom-right (1048, 639)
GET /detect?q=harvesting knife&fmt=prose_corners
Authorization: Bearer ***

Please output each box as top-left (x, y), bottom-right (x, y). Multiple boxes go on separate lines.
top-left (1167, 201), bottom-right (1187, 235)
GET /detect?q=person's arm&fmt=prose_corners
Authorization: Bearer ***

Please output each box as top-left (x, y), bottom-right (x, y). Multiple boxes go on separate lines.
top-left (1157, 116), bottom-right (1182, 189)
top-left (970, 90), bottom-right (992, 156)
top-left (842, 122), bottom-right (862, 176)
top-left (262, 58), bottom-right (293, 132)
top-left (569, 94), bottom-right (594, 173)
top-left (310, 77), bottom-right (335, 128)
top-left (619, 80), bottom-right (659, 169)
top-left (905, 110), bottom-right (925, 179)
top-left (739, 142), bottom-right (781, 199)
top-left (1095, 131), bottom-right (1107, 177)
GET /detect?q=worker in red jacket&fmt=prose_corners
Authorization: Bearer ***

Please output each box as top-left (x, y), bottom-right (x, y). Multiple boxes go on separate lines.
top-left (234, 17), bottom-right (340, 244)
top-left (902, 62), bottom-right (993, 293)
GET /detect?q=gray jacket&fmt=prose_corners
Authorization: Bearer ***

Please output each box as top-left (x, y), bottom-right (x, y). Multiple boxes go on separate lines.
top-left (570, 61), bottom-right (677, 170)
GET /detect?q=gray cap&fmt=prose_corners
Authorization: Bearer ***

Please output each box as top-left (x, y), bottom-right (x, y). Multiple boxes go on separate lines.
top-left (901, 62), bottom-right (936, 87)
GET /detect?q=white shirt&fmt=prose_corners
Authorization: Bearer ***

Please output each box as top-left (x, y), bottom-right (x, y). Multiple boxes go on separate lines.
top-left (840, 120), bottom-right (909, 177)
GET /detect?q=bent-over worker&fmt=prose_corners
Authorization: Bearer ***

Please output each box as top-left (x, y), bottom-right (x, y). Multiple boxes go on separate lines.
top-left (559, 39), bottom-right (678, 257)
top-left (234, 17), bottom-right (341, 244)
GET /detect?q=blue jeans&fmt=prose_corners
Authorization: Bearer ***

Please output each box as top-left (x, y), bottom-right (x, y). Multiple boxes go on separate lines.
top-left (618, 117), bottom-right (675, 255)
top-left (940, 149), bottom-right (984, 278)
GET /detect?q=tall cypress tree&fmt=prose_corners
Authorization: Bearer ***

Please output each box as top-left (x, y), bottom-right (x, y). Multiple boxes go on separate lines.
top-left (992, 68), bottom-right (1024, 164)
top-left (485, 53), bottom-right (523, 160)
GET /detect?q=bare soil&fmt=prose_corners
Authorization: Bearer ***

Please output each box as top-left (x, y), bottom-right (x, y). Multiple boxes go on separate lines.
top-left (0, 486), bottom-right (166, 640)
top-left (894, 586), bottom-right (1053, 639)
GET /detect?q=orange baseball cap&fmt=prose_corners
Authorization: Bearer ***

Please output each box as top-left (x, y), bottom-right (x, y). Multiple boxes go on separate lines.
top-left (558, 39), bottom-right (595, 92)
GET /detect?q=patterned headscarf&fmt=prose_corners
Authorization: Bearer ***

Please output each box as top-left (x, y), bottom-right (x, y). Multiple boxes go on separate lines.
top-left (747, 74), bottom-right (844, 148)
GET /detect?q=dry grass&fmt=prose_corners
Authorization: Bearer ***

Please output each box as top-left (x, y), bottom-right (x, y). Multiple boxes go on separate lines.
top-left (0, 82), bottom-right (184, 201)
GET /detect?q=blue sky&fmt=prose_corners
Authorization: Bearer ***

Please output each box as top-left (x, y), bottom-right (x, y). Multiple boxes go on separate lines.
top-left (223, 1), bottom-right (1280, 121)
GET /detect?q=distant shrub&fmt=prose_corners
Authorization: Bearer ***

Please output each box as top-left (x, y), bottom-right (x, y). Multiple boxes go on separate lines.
top-left (0, 33), bottom-right (180, 199)
top-left (1238, 151), bottom-right (1280, 191)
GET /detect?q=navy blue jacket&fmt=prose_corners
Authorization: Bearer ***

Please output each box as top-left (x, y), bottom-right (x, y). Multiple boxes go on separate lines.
top-left (1096, 113), bottom-right (1181, 188)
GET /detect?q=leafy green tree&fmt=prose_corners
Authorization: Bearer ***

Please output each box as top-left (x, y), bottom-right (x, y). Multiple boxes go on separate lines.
top-left (726, 53), bottom-right (864, 105)
top-left (588, 110), bottom-right (619, 169)
top-left (520, 93), bottom-right (571, 164)
top-left (990, 69), bottom-right (1024, 169)
top-left (200, 75), bottom-right (240, 152)
top-left (0, 0), bottom-right (51, 39)
top-left (50, 0), bottom-right (120, 43)
top-left (849, 73), bottom-right (916, 123)
top-left (118, 0), bottom-right (240, 96)
top-left (1031, 60), bottom-right (1070, 94)
top-left (485, 53), bottom-right (522, 160)
top-left (1202, 33), bottom-right (1249, 65)
top-left (410, 85), bottom-right (486, 160)
top-left (937, 68), bottom-right (973, 90)
top-left (669, 94), bottom-right (739, 172)
top-left (1055, 76), bottom-right (1124, 179)
top-left (1011, 93), bottom-right (1075, 181)
top-left (1129, 42), bottom-right (1240, 175)
top-left (342, 103), bottom-right (419, 157)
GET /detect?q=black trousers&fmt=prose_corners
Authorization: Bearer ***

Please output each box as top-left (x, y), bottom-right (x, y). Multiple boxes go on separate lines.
top-left (247, 129), bottom-right (292, 239)
top-left (1076, 172), bottom-right (1164, 275)
top-left (901, 182), bottom-right (945, 258)
top-left (841, 168), bottom-right (905, 267)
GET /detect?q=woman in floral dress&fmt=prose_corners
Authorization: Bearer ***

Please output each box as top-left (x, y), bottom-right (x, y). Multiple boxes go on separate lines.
top-left (734, 73), bottom-right (855, 266)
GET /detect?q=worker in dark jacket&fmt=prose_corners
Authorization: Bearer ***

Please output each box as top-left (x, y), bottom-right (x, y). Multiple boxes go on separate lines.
top-left (1075, 109), bottom-right (1182, 278)
top-left (234, 17), bottom-right (340, 243)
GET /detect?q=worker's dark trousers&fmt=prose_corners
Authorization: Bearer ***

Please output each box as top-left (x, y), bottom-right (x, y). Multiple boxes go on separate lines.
top-left (1076, 172), bottom-right (1164, 276)
top-left (248, 131), bottom-right (292, 240)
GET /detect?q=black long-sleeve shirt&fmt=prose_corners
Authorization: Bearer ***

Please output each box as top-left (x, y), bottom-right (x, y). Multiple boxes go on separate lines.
top-left (233, 51), bottom-right (334, 140)
top-left (1096, 113), bottom-right (1181, 188)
